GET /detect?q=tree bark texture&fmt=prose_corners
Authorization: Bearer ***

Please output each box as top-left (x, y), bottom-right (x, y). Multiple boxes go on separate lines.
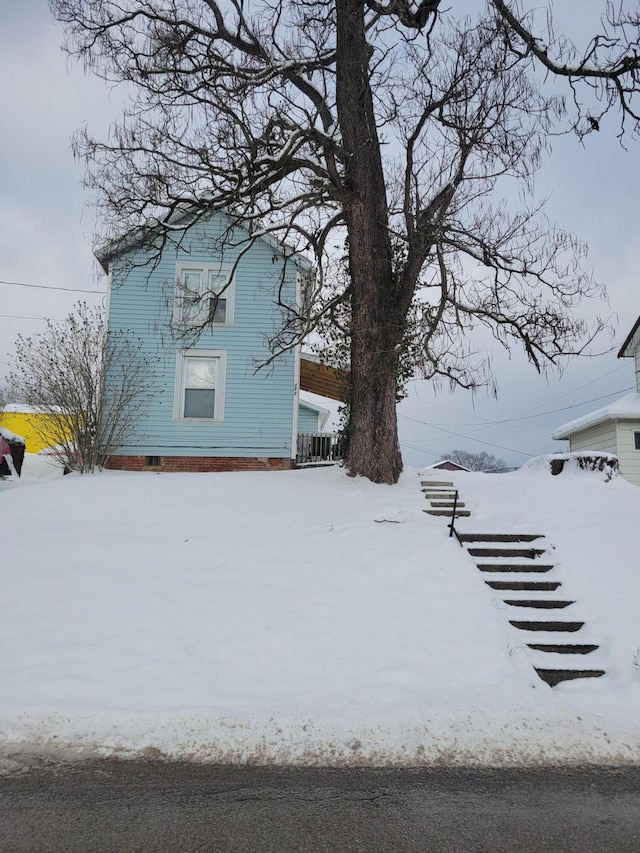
top-left (335, 0), bottom-right (406, 484)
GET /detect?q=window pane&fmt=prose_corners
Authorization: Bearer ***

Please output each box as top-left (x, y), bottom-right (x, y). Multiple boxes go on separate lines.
top-left (180, 270), bottom-right (204, 323)
top-left (185, 358), bottom-right (216, 389)
top-left (635, 432), bottom-right (640, 451)
top-left (208, 272), bottom-right (228, 323)
top-left (183, 270), bottom-right (203, 289)
top-left (209, 272), bottom-right (227, 291)
top-left (184, 388), bottom-right (216, 418)
top-left (208, 296), bottom-right (227, 324)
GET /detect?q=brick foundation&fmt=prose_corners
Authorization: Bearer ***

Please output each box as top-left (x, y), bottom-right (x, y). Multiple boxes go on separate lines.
top-left (106, 455), bottom-right (294, 473)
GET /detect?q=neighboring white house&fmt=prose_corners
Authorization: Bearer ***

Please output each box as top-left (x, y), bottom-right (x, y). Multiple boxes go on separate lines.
top-left (424, 460), bottom-right (471, 473)
top-left (552, 315), bottom-right (640, 486)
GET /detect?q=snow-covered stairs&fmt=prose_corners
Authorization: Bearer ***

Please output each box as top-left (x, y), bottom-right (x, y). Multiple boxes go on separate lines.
top-left (458, 533), bottom-right (606, 687)
top-left (421, 480), bottom-right (471, 518)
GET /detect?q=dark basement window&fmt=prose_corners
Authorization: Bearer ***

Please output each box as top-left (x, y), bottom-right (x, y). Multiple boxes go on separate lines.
top-left (146, 456), bottom-right (162, 467)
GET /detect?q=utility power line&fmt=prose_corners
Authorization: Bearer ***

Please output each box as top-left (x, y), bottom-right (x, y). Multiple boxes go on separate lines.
top-left (0, 278), bottom-right (104, 295)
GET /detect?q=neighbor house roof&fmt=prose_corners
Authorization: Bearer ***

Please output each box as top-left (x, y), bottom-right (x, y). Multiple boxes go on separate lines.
top-left (552, 391), bottom-right (640, 439)
top-left (618, 315), bottom-right (640, 358)
top-left (425, 460), bottom-right (471, 472)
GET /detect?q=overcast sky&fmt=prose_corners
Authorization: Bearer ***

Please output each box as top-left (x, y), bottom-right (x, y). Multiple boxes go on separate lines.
top-left (1, 1), bottom-right (639, 469)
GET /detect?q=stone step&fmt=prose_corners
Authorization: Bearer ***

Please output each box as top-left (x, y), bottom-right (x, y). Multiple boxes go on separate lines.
top-left (534, 668), bottom-right (605, 687)
top-left (423, 509), bottom-right (471, 517)
top-left (420, 480), bottom-right (453, 487)
top-left (509, 620), bottom-right (584, 632)
top-left (504, 599), bottom-right (574, 609)
top-left (486, 580), bottom-right (561, 591)
top-left (429, 501), bottom-right (466, 508)
top-left (458, 533), bottom-right (544, 543)
top-left (477, 564), bottom-right (554, 573)
top-left (527, 643), bottom-right (599, 654)
top-left (468, 547), bottom-right (546, 559)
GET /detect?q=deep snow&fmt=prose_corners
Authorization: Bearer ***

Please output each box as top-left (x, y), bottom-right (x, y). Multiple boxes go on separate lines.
top-left (0, 454), bottom-right (639, 766)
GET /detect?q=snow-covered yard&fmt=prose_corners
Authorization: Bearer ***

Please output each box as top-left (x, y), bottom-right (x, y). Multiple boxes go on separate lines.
top-left (1, 455), bottom-right (639, 766)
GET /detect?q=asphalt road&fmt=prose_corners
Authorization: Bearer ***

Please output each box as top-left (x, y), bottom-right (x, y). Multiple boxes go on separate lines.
top-left (1, 757), bottom-right (639, 852)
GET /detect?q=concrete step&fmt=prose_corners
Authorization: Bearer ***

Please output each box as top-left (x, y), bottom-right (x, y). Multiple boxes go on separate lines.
top-left (468, 547), bottom-right (547, 559)
top-left (459, 533), bottom-right (544, 543)
top-left (486, 580), bottom-right (561, 591)
top-left (509, 620), bottom-right (584, 632)
top-left (420, 480), bottom-right (453, 487)
top-left (423, 509), bottom-right (471, 517)
top-left (504, 599), bottom-right (574, 609)
top-left (429, 501), bottom-right (466, 508)
top-left (527, 643), bottom-right (599, 654)
top-left (534, 668), bottom-right (605, 687)
top-left (477, 563), bottom-right (555, 573)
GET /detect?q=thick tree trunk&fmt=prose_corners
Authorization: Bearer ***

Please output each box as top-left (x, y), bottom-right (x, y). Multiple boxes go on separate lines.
top-left (335, 0), bottom-right (406, 484)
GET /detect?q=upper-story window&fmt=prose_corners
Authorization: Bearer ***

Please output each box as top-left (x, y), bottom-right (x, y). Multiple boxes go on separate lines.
top-left (174, 263), bottom-right (235, 326)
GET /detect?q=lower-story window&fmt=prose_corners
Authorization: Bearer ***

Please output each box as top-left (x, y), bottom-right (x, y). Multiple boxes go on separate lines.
top-left (634, 430), bottom-right (640, 451)
top-left (174, 349), bottom-right (226, 421)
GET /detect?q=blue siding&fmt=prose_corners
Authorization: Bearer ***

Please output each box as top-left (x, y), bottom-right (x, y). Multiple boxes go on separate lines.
top-left (297, 402), bottom-right (322, 432)
top-left (105, 213), bottom-right (301, 458)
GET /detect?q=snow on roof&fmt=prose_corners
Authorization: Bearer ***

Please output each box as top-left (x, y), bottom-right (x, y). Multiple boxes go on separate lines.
top-left (552, 391), bottom-right (640, 439)
top-left (3, 403), bottom-right (65, 415)
top-left (424, 460), bottom-right (471, 471)
top-left (96, 204), bottom-right (313, 273)
top-left (0, 426), bottom-right (25, 444)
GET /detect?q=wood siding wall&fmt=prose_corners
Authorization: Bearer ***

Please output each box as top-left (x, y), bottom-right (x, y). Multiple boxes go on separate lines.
top-left (106, 214), bottom-right (299, 459)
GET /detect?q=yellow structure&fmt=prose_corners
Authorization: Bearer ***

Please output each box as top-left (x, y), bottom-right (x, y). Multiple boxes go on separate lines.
top-left (0, 406), bottom-right (71, 454)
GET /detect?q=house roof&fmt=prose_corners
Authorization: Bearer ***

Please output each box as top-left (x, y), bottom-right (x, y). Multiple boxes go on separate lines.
top-left (0, 426), bottom-right (25, 445)
top-left (618, 315), bottom-right (640, 358)
top-left (552, 391), bottom-right (640, 439)
top-left (95, 205), bottom-right (313, 274)
top-left (425, 460), bottom-right (471, 472)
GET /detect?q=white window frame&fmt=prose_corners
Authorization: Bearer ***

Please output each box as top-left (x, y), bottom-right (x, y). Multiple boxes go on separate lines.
top-left (173, 349), bottom-right (227, 422)
top-left (174, 262), bottom-right (235, 327)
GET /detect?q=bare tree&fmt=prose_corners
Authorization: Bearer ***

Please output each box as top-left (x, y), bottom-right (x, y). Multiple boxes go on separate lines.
top-left (0, 384), bottom-right (11, 414)
top-left (8, 303), bottom-right (158, 473)
top-left (50, 0), bottom-right (640, 483)
top-left (438, 449), bottom-right (507, 472)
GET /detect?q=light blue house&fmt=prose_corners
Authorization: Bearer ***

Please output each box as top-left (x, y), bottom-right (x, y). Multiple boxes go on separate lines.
top-left (97, 209), bottom-right (344, 471)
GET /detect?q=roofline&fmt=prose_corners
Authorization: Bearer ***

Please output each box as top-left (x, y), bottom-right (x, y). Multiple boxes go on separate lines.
top-left (425, 460), bottom-right (471, 471)
top-left (617, 315), bottom-right (640, 358)
top-left (552, 411), bottom-right (640, 439)
top-left (95, 205), bottom-right (313, 273)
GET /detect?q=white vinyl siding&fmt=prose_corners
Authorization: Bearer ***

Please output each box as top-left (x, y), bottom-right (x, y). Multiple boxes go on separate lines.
top-left (568, 421), bottom-right (618, 455)
top-left (615, 422), bottom-right (640, 486)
